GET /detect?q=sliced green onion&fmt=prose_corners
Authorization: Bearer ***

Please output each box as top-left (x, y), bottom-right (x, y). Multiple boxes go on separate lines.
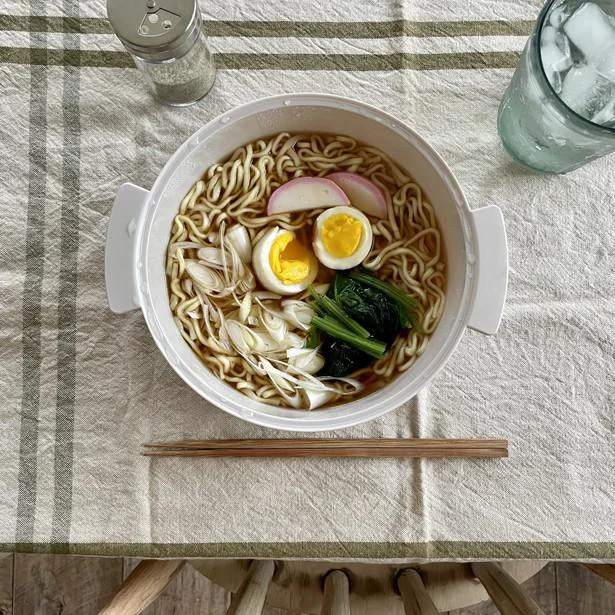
top-left (349, 270), bottom-right (423, 333)
top-left (308, 285), bottom-right (370, 338)
top-left (311, 315), bottom-right (386, 358)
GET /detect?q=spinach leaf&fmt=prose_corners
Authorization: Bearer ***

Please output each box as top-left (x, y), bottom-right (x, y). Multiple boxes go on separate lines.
top-left (349, 268), bottom-right (422, 333)
top-left (312, 315), bottom-right (386, 358)
top-left (328, 273), bottom-right (405, 344)
top-left (319, 338), bottom-right (372, 377)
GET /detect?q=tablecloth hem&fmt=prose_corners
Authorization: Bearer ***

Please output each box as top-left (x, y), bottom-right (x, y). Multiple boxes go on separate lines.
top-left (2, 541), bottom-right (615, 561)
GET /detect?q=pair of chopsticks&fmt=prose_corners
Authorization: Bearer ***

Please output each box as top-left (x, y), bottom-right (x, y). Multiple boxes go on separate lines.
top-left (143, 438), bottom-right (508, 459)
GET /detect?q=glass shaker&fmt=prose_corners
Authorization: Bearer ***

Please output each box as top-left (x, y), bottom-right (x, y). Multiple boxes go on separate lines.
top-left (107, 0), bottom-right (216, 106)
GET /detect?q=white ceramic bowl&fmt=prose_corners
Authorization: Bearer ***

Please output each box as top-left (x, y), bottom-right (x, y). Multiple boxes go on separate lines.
top-left (105, 94), bottom-right (508, 431)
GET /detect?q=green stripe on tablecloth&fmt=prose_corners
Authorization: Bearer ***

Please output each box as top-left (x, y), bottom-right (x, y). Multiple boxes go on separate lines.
top-left (0, 47), bottom-right (520, 70)
top-left (0, 14), bottom-right (112, 34)
top-left (0, 47), bottom-right (133, 67)
top-left (50, 0), bottom-right (80, 544)
top-left (218, 52), bottom-right (520, 70)
top-left (15, 1), bottom-right (47, 546)
top-left (0, 14), bottom-right (534, 37)
top-left (207, 20), bottom-right (534, 38)
top-left (1, 541), bottom-right (615, 560)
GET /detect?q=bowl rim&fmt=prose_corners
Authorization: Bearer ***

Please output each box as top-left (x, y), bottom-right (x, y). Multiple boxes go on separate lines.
top-left (138, 93), bottom-right (478, 431)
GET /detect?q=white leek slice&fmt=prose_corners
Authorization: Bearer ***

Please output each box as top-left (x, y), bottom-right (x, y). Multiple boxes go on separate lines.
top-left (259, 308), bottom-right (288, 344)
top-left (286, 347), bottom-right (324, 374)
top-left (200, 305), bottom-right (231, 354)
top-left (253, 291), bottom-right (281, 300)
top-left (224, 320), bottom-right (283, 356)
top-left (250, 329), bottom-right (284, 354)
top-left (197, 247), bottom-right (226, 269)
top-left (281, 300), bottom-right (314, 331)
top-left (258, 358), bottom-right (302, 407)
top-left (227, 224), bottom-right (252, 264)
top-left (239, 292), bottom-right (252, 323)
top-left (185, 261), bottom-right (230, 297)
top-left (286, 332), bottom-right (305, 349)
top-left (302, 388), bottom-right (335, 410)
top-left (225, 321), bottom-right (256, 354)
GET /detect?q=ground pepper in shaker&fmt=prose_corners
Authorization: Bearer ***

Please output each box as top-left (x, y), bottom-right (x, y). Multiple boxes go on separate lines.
top-left (107, 0), bottom-right (216, 106)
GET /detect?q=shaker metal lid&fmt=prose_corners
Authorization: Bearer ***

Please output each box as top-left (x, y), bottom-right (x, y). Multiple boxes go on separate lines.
top-left (107, 0), bottom-right (200, 59)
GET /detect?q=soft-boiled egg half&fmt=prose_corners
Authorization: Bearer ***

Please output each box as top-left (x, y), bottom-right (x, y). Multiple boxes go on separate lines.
top-left (252, 227), bottom-right (318, 295)
top-left (313, 206), bottom-right (373, 270)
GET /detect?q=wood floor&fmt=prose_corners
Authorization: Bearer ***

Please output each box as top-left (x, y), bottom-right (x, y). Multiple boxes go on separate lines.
top-left (0, 556), bottom-right (613, 614)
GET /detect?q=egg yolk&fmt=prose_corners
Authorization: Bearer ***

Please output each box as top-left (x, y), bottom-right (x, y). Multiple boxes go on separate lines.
top-left (269, 232), bottom-right (312, 285)
top-left (321, 214), bottom-right (362, 258)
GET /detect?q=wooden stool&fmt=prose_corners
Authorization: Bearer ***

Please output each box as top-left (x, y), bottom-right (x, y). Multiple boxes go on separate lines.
top-left (98, 559), bottom-right (615, 614)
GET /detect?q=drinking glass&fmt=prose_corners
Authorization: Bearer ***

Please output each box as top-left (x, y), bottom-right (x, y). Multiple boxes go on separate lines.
top-left (498, 0), bottom-right (615, 173)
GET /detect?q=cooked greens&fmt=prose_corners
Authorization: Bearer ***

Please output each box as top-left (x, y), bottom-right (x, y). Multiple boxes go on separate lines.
top-left (320, 338), bottom-right (373, 378)
top-left (311, 314), bottom-right (386, 358)
top-left (305, 323), bottom-right (321, 349)
top-left (311, 269), bottom-right (422, 377)
top-left (348, 269), bottom-right (422, 333)
top-left (329, 273), bottom-right (406, 343)
top-left (308, 285), bottom-right (371, 338)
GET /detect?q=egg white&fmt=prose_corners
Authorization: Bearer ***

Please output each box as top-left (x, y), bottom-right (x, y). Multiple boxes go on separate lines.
top-left (252, 227), bottom-right (318, 295)
top-left (312, 206), bottom-right (373, 270)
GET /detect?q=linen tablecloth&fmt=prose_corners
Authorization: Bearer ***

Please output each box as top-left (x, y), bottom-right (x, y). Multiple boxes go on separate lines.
top-left (1, 0), bottom-right (614, 561)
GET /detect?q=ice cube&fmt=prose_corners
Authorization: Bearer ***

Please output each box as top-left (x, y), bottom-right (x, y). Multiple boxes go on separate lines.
top-left (549, 69), bottom-right (563, 93)
top-left (550, 4), bottom-right (571, 28)
top-left (560, 65), bottom-right (610, 118)
top-left (541, 46), bottom-right (566, 92)
top-left (596, 43), bottom-right (615, 81)
top-left (561, 65), bottom-right (593, 114)
top-left (541, 25), bottom-right (573, 93)
top-left (555, 30), bottom-right (572, 66)
top-left (564, 3), bottom-right (615, 60)
top-left (542, 24), bottom-right (558, 45)
top-left (541, 40), bottom-right (573, 72)
top-left (591, 98), bottom-right (615, 125)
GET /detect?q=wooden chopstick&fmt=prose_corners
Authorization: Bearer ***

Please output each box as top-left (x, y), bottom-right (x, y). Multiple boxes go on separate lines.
top-left (143, 448), bottom-right (506, 459)
top-left (142, 438), bottom-right (508, 459)
top-left (144, 438), bottom-right (507, 449)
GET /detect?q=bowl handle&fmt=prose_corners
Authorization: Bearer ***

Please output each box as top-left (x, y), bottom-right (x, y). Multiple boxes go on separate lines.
top-left (467, 205), bottom-right (508, 335)
top-left (105, 182), bottom-right (150, 314)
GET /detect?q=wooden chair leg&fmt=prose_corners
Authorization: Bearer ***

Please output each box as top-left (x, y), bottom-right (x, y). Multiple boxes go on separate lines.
top-left (396, 569), bottom-right (439, 615)
top-left (98, 559), bottom-right (184, 615)
top-left (471, 562), bottom-right (545, 615)
top-left (585, 564), bottom-right (615, 585)
top-left (321, 570), bottom-right (351, 615)
top-left (226, 560), bottom-right (275, 615)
